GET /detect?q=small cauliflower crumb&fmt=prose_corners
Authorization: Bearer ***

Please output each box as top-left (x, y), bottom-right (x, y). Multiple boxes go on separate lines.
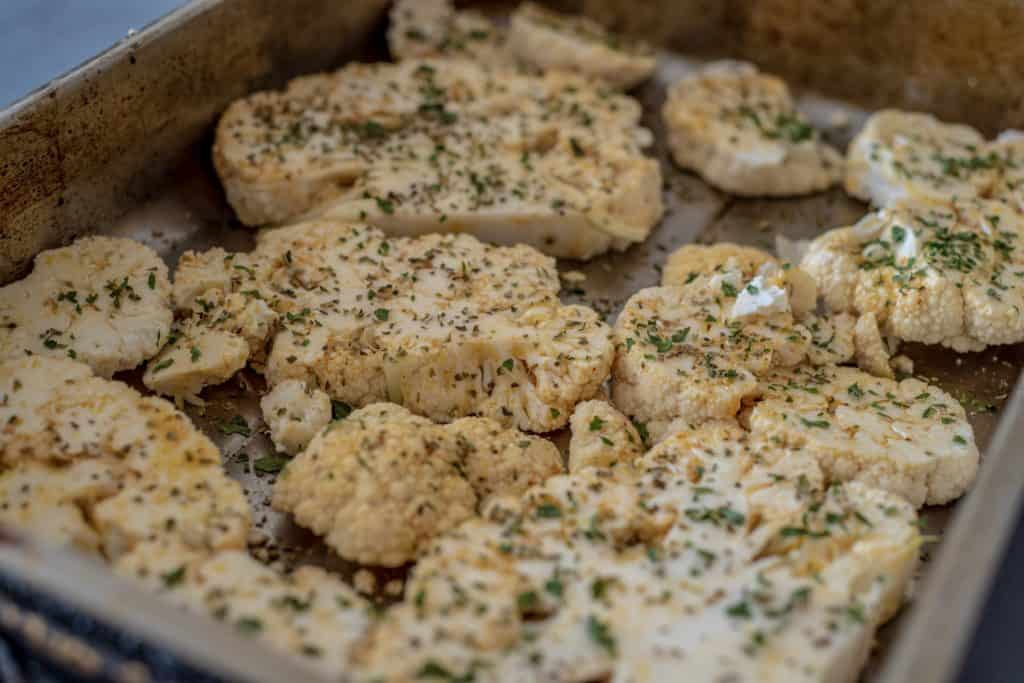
top-left (260, 379), bottom-right (332, 455)
top-left (272, 403), bottom-right (562, 566)
top-left (854, 312), bottom-right (895, 378)
top-left (568, 400), bottom-right (644, 472)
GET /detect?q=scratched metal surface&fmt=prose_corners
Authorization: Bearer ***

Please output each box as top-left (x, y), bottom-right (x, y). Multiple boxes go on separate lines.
top-left (101, 44), bottom-right (1024, 680)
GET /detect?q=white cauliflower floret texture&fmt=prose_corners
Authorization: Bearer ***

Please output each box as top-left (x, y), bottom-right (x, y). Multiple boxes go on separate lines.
top-left (260, 379), bottom-right (332, 455)
top-left (213, 58), bottom-right (662, 259)
top-left (0, 236), bottom-right (172, 377)
top-left (662, 61), bottom-right (843, 196)
top-left (0, 356), bottom-right (249, 559)
top-left (802, 196), bottom-right (1024, 351)
top-left (272, 403), bottom-right (562, 566)
top-left (568, 400), bottom-right (645, 472)
top-left (152, 221), bottom-right (615, 434)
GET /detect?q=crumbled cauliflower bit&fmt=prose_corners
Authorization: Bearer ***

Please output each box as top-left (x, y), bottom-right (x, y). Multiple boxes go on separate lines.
top-left (854, 312), bottom-right (895, 378)
top-left (272, 403), bottom-right (562, 566)
top-left (802, 196), bottom-right (1024, 351)
top-left (354, 414), bottom-right (920, 682)
top-left (662, 61), bottom-right (842, 196)
top-left (388, 0), bottom-right (504, 63)
top-left (568, 400), bottom-right (644, 472)
top-left (353, 569), bottom-right (377, 596)
top-left (117, 541), bottom-right (371, 678)
top-left (260, 379), bottom-right (332, 455)
top-left (214, 58), bottom-right (662, 258)
top-left (0, 356), bottom-right (249, 557)
top-left (802, 312), bottom-right (856, 366)
top-left (891, 354), bottom-right (915, 376)
top-left (662, 242), bottom-right (776, 287)
top-left (0, 236), bottom-right (172, 377)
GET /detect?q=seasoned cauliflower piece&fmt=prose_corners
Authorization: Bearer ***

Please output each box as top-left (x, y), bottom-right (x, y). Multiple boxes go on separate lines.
top-left (662, 61), bottom-right (842, 196)
top-left (272, 403), bottom-right (562, 566)
top-left (0, 236), bottom-right (172, 377)
top-left (260, 379), bottom-right (332, 455)
top-left (354, 418), bottom-right (920, 682)
top-left (854, 312), bottom-right (894, 378)
top-left (802, 197), bottom-right (1024, 351)
top-left (213, 59), bottom-right (662, 259)
top-left (388, 0), bottom-right (504, 63)
top-left (506, 3), bottom-right (656, 90)
top-left (661, 242), bottom-right (777, 286)
top-left (845, 110), bottom-right (1000, 207)
top-left (613, 254), bottom-right (849, 440)
top-left (991, 130), bottom-right (1024, 213)
top-left (0, 356), bottom-right (249, 557)
top-left (802, 312), bottom-right (857, 366)
top-left (568, 400), bottom-right (644, 472)
top-left (117, 541), bottom-right (371, 679)
top-left (751, 364), bottom-right (979, 506)
top-left (158, 222), bottom-right (614, 433)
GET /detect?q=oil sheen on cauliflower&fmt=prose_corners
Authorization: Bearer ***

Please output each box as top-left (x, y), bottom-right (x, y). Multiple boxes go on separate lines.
top-left (662, 61), bottom-right (843, 196)
top-left (213, 57), bottom-right (661, 259)
top-left (149, 221), bottom-right (614, 435)
top-left (272, 403), bottom-right (562, 566)
top-left (0, 356), bottom-right (249, 559)
top-left (802, 196), bottom-right (1024, 351)
top-left (352, 420), bottom-right (920, 682)
top-left (0, 236), bottom-right (172, 377)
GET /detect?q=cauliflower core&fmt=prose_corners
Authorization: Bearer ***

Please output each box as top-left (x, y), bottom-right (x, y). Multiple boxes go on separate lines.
top-left (116, 540), bottom-right (371, 679)
top-left (0, 236), bottom-right (172, 377)
top-left (802, 196), bottom-right (1024, 351)
top-left (149, 222), bottom-right (614, 434)
top-left (388, 0), bottom-right (656, 90)
top-left (613, 245), bottom-right (854, 439)
top-left (352, 421), bottom-right (920, 682)
top-left (272, 403), bottom-right (562, 566)
top-left (567, 400), bottom-right (644, 472)
top-left (213, 58), bottom-right (662, 259)
top-left (0, 356), bottom-right (249, 559)
top-left (662, 61), bottom-right (842, 197)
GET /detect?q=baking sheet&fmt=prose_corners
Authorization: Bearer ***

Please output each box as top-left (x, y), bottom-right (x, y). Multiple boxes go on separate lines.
top-left (100, 46), bottom-right (1024, 679)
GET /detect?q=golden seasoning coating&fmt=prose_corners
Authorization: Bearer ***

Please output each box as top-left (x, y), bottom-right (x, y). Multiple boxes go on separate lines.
top-left (150, 221), bottom-right (615, 434)
top-left (802, 196), bottom-right (1024, 351)
top-left (213, 58), bottom-right (662, 259)
top-left (353, 421), bottom-right (920, 682)
top-left (388, 0), bottom-right (506, 64)
top-left (662, 61), bottom-right (842, 196)
top-left (0, 236), bottom-right (172, 377)
top-left (568, 399), bottom-right (644, 472)
top-left (117, 540), bottom-right (371, 679)
top-left (272, 403), bottom-right (562, 567)
top-left (0, 356), bottom-right (249, 559)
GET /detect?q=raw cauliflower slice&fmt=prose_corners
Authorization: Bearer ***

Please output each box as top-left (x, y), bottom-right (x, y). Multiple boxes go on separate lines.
top-left (613, 252), bottom-right (850, 440)
top-left (388, 0), bottom-right (505, 64)
top-left (213, 58), bottom-right (662, 259)
top-left (845, 110), bottom-right (1000, 208)
top-left (750, 364), bottom-right (979, 506)
top-left (506, 2), bottom-right (656, 90)
top-left (0, 236), bottom-right (172, 377)
top-left (353, 417), bottom-right (919, 682)
top-left (568, 399), bottom-right (644, 472)
top-left (272, 403), bottom-right (562, 566)
top-left (116, 541), bottom-right (371, 679)
top-left (260, 379), bottom-right (332, 455)
top-left (161, 221), bottom-right (615, 433)
top-left (0, 356), bottom-right (249, 557)
top-left (662, 61), bottom-right (842, 196)
top-left (802, 196), bottom-right (1024, 351)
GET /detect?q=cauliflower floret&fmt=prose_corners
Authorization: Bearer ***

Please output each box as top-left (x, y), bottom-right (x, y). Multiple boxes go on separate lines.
top-left (157, 222), bottom-right (614, 433)
top-left (802, 196), bottom-right (1024, 351)
top-left (612, 255), bottom-right (848, 440)
top-left (0, 356), bottom-right (249, 556)
top-left (388, 0), bottom-right (505, 63)
top-left (214, 58), bottom-right (662, 258)
top-left (845, 110), bottom-right (999, 207)
top-left (750, 364), bottom-right (979, 506)
top-left (992, 130), bottom-right (1024, 213)
top-left (0, 236), bottom-right (172, 377)
top-left (568, 400), bottom-right (644, 472)
top-left (506, 3), bottom-right (656, 90)
top-left (117, 541), bottom-right (371, 679)
top-left (854, 312), bottom-right (894, 378)
top-left (272, 403), bottom-right (562, 566)
top-left (802, 312), bottom-right (857, 366)
top-left (260, 379), bottom-right (332, 455)
top-left (662, 61), bottom-right (842, 196)
top-left (661, 242), bottom-right (777, 287)
top-left (354, 415), bottom-right (919, 682)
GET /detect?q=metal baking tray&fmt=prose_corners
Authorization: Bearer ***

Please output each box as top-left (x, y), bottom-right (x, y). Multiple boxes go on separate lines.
top-left (2, 1), bottom-right (1023, 681)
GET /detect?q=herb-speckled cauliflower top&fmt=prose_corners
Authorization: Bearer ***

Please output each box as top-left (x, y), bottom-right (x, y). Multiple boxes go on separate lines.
top-left (802, 196), bottom-right (1024, 351)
